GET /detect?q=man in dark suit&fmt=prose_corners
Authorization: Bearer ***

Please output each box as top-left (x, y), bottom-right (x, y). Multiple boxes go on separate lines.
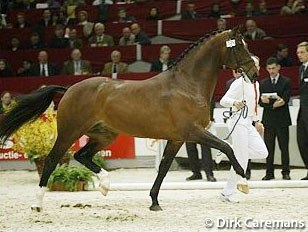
top-left (62, 49), bottom-right (92, 75)
top-left (296, 41), bottom-right (308, 180)
top-left (49, 24), bottom-right (70, 49)
top-left (181, 2), bottom-right (201, 19)
top-left (30, 50), bottom-right (58, 76)
top-left (243, 19), bottom-right (267, 40)
top-left (150, 45), bottom-right (173, 72)
top-left (259, 57), bottom-right (292, 180)
top-left (130, 23), bottom-right (151, 45)
top-left (186, 100), bottom-right (216, 182)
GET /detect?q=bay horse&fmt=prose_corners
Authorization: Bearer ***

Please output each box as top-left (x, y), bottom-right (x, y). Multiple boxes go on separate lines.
top-left (0, 26), bottom-right (258, 212)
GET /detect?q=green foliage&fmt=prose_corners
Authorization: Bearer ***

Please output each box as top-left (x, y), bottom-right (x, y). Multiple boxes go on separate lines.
top-left (48, 164), bottom-right (98, 192)
top-left (92, 152), bottom-right (107, 170)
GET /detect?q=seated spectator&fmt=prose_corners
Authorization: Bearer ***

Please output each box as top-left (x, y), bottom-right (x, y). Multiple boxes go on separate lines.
top-left (38, 9), bottom-right (53, 27)
top-left (14, 12), bottom-right (31, 28)
top-left (29, 32), bottom-right (46, 49)
top-left (254, 0), bottom-right (270, 16)
top-left (17, 59), bottom-right (33, 76)
top-left (62, 48), bottom-right (92, 75)
top-left (0, 91), bottom-right (14, 114)
top-left (47, 0), bottom-right (61, 9)
top-left (271, 44), bottom-right (293, 67)
top-left (150, 45), bottom-right (173, 72)
top-left (30, 50), bottom-right (59, 76)
top-left (181, 2), bottom-right (201, 19)
top-left (102, 50), bottom-right (128, 75)
top-left (51, 10), bottom-right (68, 26)
top-left (146, 7), bottom-right (161, 20)
top-left (67, 28), bottom-right (83, 48)
top-left (78, 10), bottom-right (94, 38)
top-left (244, 19), bottom-right (267, 40)
top-left (280, 0), bottom-right (306, 15)
top-left (216, 18), bottom-right (227, 31)
top-left (208, 3), bottom-right (223, 19)
top-left (11, 0), bottom-right (36, 9)
top-left (244, 2), bottom-right (256, 17)
top-left (118, 27), bottom-right (135, 46)
top-left (0, 14), bottom-right (7, 29)
top-left (92, 0), bottom-right (113, 5)
top-left (63, 0), bottom-right (85, 25)
top-left (49, 24), bottom-right (70, 48)
top-left (130, 23), bottom-right (151, 45)
top-left (9, 37), bottom-right (22, 52)
top-left (88, 23), bottom-right (114, 47)
top-left (116, 8), bottom-right (136, 23)
top-left (0, 59), bottom-right (14, 77)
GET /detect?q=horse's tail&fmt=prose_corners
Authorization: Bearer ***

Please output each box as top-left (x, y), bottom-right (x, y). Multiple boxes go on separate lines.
top-left (0, 85), bottom-right (68, 143)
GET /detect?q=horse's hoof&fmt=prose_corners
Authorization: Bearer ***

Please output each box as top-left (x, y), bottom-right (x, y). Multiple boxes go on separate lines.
top-left (237, 183), bottom-right (249, 194)
top-left (31, 206), bottom-right (42, 212)
top-left (149, 205), bottom-right (162, 211)
top-left (98, 185), bottom-right (109, 196)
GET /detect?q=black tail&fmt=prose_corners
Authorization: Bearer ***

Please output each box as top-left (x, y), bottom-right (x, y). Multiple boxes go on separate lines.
top-left (0, 85), bottom-right (68, 144)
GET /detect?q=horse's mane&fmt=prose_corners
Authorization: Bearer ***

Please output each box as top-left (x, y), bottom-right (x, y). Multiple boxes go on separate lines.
top-left (171, 30), bottom-right (223, 68)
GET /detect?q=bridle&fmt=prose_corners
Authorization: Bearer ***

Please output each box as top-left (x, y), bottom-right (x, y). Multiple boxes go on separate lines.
top-left (224, 35), bottom-right (255, 82)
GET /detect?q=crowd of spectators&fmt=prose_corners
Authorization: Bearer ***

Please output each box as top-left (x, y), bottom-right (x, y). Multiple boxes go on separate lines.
top-left (0, 0), bottom-right (307, 77)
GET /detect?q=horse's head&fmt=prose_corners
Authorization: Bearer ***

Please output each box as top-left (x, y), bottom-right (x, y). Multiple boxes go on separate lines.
top-left (224, 26), bottom-right (259, 83)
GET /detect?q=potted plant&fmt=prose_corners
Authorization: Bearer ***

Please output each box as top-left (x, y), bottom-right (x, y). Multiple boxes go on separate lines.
top-left (47, 164), bottom-right (97, 192)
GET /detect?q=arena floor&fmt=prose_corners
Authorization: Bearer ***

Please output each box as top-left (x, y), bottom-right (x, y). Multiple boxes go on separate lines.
top-left (1, 168), bottom-right (308, 232)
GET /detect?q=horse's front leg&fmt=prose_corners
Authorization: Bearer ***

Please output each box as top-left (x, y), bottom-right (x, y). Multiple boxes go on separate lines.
top-left (149, 140), bottom-right (183, 211)
top-left (188, 128), bottom-right (245, 178)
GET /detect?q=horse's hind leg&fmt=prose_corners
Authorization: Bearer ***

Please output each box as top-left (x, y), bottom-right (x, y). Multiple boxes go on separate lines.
top-left (150, 140), bottom-right (183, 211)
top-left (188, 128), bottom-right (245, 178)
top-left (32, 134), bottom-right (79, 212)
top-left (74, 130), bottom-right (118, 196)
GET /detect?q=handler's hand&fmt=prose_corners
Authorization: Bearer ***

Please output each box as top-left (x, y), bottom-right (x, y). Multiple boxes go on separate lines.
top-left (255, 121), bottom-right (264, 136)
top-left (233, 101), bottom-right (245, 110)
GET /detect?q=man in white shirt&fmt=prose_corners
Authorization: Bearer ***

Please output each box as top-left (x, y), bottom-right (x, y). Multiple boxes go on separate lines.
top-left (220, 56), bottom-right (268, 203)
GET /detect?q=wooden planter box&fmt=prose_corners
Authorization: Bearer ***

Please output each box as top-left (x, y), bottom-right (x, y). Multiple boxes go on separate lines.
top-left (49, 181), bottom-right (86, 192)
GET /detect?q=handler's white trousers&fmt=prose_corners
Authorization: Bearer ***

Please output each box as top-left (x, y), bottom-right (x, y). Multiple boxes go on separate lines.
top-left (222, 115), bottom-right (268, 196)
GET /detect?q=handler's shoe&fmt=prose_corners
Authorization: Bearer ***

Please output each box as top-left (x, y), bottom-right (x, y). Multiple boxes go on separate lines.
top-left (237, 180), bottom-right (249, 194)
top-left (220, 193), bottom-right (240, 203)
top-left (97, 170), bottom-right (110, 196)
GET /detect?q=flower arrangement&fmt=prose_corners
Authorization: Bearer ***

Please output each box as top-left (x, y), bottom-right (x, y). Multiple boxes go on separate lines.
top-left (12, 105), bottom-right (57, 163)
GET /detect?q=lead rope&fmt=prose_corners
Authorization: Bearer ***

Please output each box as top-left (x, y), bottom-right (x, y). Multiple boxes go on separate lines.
top-left (216, 77), bottom-right (248, 163)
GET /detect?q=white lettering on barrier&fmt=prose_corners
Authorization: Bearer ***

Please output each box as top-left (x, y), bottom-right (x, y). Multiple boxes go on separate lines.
top-left (0, 151), bottom-right (23, 160)
top-left (97, 150), bottom-right (112, 157)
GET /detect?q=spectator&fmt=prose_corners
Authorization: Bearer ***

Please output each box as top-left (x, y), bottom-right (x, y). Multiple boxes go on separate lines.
top-left (280, 0), bottom-right (295, 15)
top-left (150, 45), bottom-right (173, 72)
top-left (63, 0), bottom-right (85, 7)
top-left (0, 59), bottom-right (13, 77)
top-left (208, 3), bottom-right (223, 19)
top-left (146, 7), bottom-right (161, 20)
top-left (63, 0), bottom-right (85, 25)
top-left (49, 24), bottom-right (70, 48)
top-left (30, 50), bottom-right (58, 76)
top-left (292, 0), bottom-right (306, 14)
top-left (118, 27), bottom-right (135, 46)
top-left (29, 32), bottom-right (45, 50)
top-left (130, 23), bottom-right (151, 45)
top-left (51, 10), bottom-right (69, 26)
top-left (181, 2), bottom-right (201, 19)
top-left (0, 14), bottom-right (7, 29)
top-left (255, 0), bottom-right (270, 16)
top-left (0, 91), bottom-right (14, 114)
top-left (102, 50), bottom-right (128, 75)
top-left (62, 48), bottom-right (92, 75)
top-left (17, 59), bottom-right (33, 76)
top-left (92, 0), bottom-right (113, 5)
top-left (88, 23), bottom-right (114, 47)
top-left (47, 0), bottom-right (61, 9)
top-left (67, 28), bottom-right (83, 48)
top-left (244, 2), bottom-right (256, 17)
top-left (185, 100), bottom-right (217, 182)
top-left (9, 37), bottom-right (22, 52)
top-left (11, 0), bottom-right (36, 9)
top-left (244, 19), bottom-right (267, 40)
top-left (296, 41), bottom-right (308, 180)
top-left (271, 44), bottom-right (293, 67)
top-left (216, 18), bottom-right (227, 31)
top-left (116, 8), bottom-right (136, 23)
top-left (260, 57), bottom-right (292, 181)
top-left (14, 12), bottom-right (31, 28)
top-left (38, 9), bottom-right (53, 27)
top-left (78, 10), bottom-right (94, 38)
